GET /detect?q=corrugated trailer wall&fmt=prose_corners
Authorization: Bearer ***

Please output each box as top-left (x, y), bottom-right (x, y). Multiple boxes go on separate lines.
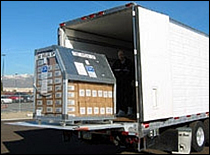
top-left (169, 19), bottom-right (209, 116)
top-left (137, 6), bottom-right (209, 121)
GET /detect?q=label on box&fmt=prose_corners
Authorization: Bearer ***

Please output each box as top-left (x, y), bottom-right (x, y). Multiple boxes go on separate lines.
top-left (38, 73), bottom-right (42, 79)
top-left (68, 107), bottom-right (75, 112)
top-left (55, 100), bottom-right (62, 105)
top-left (80, 107), bottom-right (86, 115)
top-left (108, 91), bottom-right (112, 98)
top-left (46, 94), bottom-right (53, 99)
top-left (98, 90), bottom-right (103, 97)
top-left (54, 64), bottom-right (60, 70)
top-left (110, 108), bottom-right (113, 114)
top-left (103, 91), bottom-right (108, 98)
top-left (55, 92), bottom-right (62, 98)
top-left (37, 66), bottom-right (42, 73)
top-left (68, 85), bottom-right (75, 91)
top-left (54, 70), bottom-right (61, 77)
top-left (55, 108), bottom-right (62, 113)
top-left (86, 89), bottom-right (91, 96)
top-left (55, 85), bottom-right (61, 91)
top-left (38, 59), bottom-right (43, 66)
top-left (37, 100), bottom-right (43, 105)
top-left (79, 89), bottom-right (85, 96)
top-left (46, 100), bottom-right (53, 105)
top-left (94, 107), bottom-right (99, 114)
top-left (87, 107), bottom-right (92, 114)
top-left (92, 90), bottom-right (97, 97)
top-left (47, 72), bottom-right (52, 78)
top-left (47, 86), bottom-right (53, 91)
top-left (48, 65), bottom-right (52, 71)
top-left (68, 92), bottom-right (75, 98)
top-left (69, 114), bottom-right (75, 117)
top-left (74, 62), bottom-right (88, 76)
top-left (36, 109), bottom-right (42, 116)
top-left (47, 79), bottom-right (53, 85)
top-left (100, 107), bottom-right (105, 114)
top-left (54, 78), bottom-right (62, 84)
top-left (72, 51), bottom-right (96, 59)
top-left (68, 100), bottom-right (75, 105)
top-left (36, 94), bottom-right (42, 99)
top-left (37, 80), bottom-right (42, 86)
top-left (46, 107), bottom-right (53, 112)
top-left (85, 66), bottom-right (97, 78)
top-left (41, 79), bottom-right (48, 94)
top-left (106, 107), bottom-right (112, 114)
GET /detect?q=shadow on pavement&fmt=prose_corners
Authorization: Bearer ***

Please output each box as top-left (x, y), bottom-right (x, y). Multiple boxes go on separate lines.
top-left (3, 128), bottom-right (118, 154)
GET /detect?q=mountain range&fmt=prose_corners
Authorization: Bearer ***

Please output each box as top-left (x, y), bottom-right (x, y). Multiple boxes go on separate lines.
top-left (2, 74), bottom-right (33, 88)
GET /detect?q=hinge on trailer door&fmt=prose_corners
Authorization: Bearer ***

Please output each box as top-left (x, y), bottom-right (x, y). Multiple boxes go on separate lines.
top-left (132, 10), bottom-right (136, 16)
top-left (135, 81), bottom-right (138, 87)
top-left (134, 49), bottom-right (137, 55)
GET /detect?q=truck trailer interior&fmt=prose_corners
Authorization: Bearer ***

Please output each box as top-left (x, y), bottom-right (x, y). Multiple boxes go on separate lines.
top-left (58, 6), bottom-right (138, 121)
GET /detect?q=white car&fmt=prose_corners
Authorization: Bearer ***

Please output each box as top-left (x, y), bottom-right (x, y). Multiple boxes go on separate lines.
top-left (1, 95), bottom-right (13, 104)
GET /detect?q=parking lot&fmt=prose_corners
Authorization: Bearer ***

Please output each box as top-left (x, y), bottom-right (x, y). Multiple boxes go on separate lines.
top-left (1, 102), bottom-right (33, 113)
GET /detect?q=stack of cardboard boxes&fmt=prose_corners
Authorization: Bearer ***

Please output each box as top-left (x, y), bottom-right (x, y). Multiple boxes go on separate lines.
top-left (67, 82), bottom-right (114, 117)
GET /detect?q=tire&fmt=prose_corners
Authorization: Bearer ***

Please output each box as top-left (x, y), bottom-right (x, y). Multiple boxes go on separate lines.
top-left (204, 119), bottom-right (209, 145)
top-left (189, 121), bottom-right (206, 152)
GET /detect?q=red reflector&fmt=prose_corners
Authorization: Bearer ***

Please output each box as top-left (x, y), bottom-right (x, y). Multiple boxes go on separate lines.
top-left (125, 3), bottom-right (134, 7)
top-left (89, 14), bottom-right (95, 18)
top-left (197, 113), bottom-right (201, 115)
top-left (122, 131), bottom-right (129, 136)
top-left (76, 127), bottom-right (89, 131)
top-left (186, 115), bottom-right (191, 117)
top-left (143, 123), bottom-right (149, 128)
top-left (81, 16), bottom-right (87, 20)
top-left (174, 117), bottom-right (179, 119)
top-left (59, 23), bottom-right (65, 27)
top-left (98, 11), bottom-right (104, 16)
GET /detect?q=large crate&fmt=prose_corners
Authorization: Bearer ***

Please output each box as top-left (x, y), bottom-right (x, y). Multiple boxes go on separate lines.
top-left (34, 45), bottom-right (116, 123)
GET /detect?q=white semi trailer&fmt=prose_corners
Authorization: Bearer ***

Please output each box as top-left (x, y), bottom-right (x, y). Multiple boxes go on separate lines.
top-left (11, 2), bottom-right (209, 154)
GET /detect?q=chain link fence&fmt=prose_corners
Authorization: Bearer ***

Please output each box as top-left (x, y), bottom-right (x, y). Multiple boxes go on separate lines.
top-left (1, 94), bottom-right (34, 113)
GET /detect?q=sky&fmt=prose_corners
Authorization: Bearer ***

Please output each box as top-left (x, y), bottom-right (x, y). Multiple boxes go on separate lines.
top-left (1, 1), bottom-right (209, 76)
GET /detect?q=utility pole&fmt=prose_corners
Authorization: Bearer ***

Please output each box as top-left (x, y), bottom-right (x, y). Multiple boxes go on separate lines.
top-left (1, 54), bottom-right (6, 92)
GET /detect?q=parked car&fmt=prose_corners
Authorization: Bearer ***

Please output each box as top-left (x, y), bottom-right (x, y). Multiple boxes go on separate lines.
top-left (13, 92), bottom-right (32, 102)
top-left (8, 95), bottom-right (24, 103)
top-left (27, 95), bottom-right (34, 102)
top-left (1, 95), bottom-right (13, 104)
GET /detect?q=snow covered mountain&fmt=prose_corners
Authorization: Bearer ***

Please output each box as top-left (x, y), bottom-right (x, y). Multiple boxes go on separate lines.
top-left (2, 74), bottom-right (34, 88)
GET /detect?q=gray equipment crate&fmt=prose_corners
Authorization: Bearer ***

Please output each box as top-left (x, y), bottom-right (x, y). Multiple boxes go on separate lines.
top-left (33, 45), bottom-right (116, 125)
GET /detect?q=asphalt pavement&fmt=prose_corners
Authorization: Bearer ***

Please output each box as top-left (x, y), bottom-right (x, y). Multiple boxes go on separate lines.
top-left (1, 119), bottom-right (209, 154)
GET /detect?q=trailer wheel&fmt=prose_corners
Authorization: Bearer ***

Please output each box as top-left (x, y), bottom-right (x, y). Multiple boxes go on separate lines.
top-left (204, 119), bottom-right (209, 145)
top-left (189, 121), bottom-right (206, 152)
